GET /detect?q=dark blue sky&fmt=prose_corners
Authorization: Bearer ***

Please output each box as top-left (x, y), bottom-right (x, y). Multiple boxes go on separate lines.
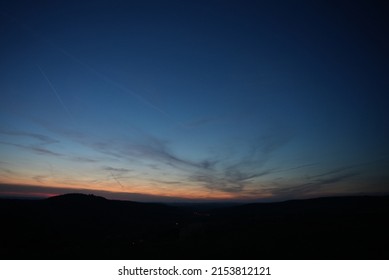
top-left (1, 0), bottom-right (388, 201)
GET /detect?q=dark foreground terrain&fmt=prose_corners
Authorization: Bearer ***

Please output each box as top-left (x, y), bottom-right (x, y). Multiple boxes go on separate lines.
top-left (1, 194), bottom-right (388, 259)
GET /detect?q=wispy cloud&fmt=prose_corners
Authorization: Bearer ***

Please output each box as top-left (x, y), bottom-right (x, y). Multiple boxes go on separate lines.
top-left (0, 129), bottom-right (59, 145)
top-left (0, 134), bottom-right (97, 163)
top-left (315, 172), bottom-right (359, 185)
top-left (0, 129), bottom-right (63, 156)
top-left (0, 140), bottom-right (63, 157)
top-left (50, 122), bottom-right (295, 194)
top-left (69, 156), bottom-right (98, 163)
top-left (15, 118), bottom-right (299, 195)
top-left (307, 166), bottom-right (356, 180)
top-left (189, 169), bottom-right (274, 193)
top-left (185, 129), bottom-right (294, 193)
top-left (269, 168), bottom-right (360, 199)
top-left (151, 179), bottom-right (183, 185)
top-left (82, 134), bottom-right (201, 171)
top-left (30, 146), bottom-right (63, 157)
top-left (33, 175), bottom-right (48, 184)
top-left (0, 167), bottom-right (19, 176)
top-left (102, 166), bottom-right (132, 173)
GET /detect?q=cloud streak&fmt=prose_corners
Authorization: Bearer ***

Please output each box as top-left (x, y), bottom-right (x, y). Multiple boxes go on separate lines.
top-left (52, 123), bottom-right (296, 194)
top-left (4, 116), bottom-right (362, 200)
top-left (0, 140), bottom-right (63, 157)
top-left (0, 128), bottom-right (101, 163)
top-left (269, 168), bottom-right (360, 199)
top-left (81, 133), bottom-right (202, 172)
top-left (102, 166), bottom-right (132, 173)
top-left (185, 130), bottom-right (294, 193)
top-left (189, 171), bottom-right (271, 193)
top-left (0, 129), bottom-right (59, 145)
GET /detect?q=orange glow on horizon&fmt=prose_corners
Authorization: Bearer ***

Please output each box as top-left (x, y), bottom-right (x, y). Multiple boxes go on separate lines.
top-left (0, 178), bottom-right (271, 201)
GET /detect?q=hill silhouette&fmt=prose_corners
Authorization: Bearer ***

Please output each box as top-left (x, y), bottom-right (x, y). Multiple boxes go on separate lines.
top-left (0, 194), bottom-right (388, 259)
top-left (46, 193), bottom-right (107, 202)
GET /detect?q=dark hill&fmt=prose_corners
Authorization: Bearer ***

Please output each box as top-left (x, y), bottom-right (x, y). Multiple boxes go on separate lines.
top-left (46, 193), bottom-right (107, 203)
top-left (0, 194), bottom-right (190, 259)
top-left (42, 193), bottom-right (185, 219)
top-left (0, 194), bottom-right (388, 259)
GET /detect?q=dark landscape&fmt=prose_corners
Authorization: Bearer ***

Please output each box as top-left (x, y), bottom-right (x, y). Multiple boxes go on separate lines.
top-left (1, 194), bottom-right (388, 260)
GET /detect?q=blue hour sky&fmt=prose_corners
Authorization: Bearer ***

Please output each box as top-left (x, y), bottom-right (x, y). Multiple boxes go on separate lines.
top-left (1, 0), bottom-right (388, 202)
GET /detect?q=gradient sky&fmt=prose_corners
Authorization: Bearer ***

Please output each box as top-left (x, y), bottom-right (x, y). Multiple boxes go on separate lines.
top-left (1, 0), bottom-right (388, 202)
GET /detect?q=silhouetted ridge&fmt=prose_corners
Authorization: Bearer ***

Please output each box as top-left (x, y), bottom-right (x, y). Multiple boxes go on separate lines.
top-left (42, 193), bottom-right (180, 217)
top-left (46, 193), bottom-right (107, 202)
top-left (215, 196), bottom-right (389, 216)
top-left (1, 195), bottom-right (388, 259)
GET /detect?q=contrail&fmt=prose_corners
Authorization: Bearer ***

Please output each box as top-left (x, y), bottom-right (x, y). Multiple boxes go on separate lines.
top-left (3, 12), bottom-right (187, 128)
top-left (110, 171), bottom-right (125, 189)
top-left (56, 48), bottom-right (188, 129)
top-left (37, 64), bottom-right (74, 122)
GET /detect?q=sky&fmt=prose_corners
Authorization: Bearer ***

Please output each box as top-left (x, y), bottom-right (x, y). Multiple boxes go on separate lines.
top-left (0, 0), bottom-right (388, 202)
